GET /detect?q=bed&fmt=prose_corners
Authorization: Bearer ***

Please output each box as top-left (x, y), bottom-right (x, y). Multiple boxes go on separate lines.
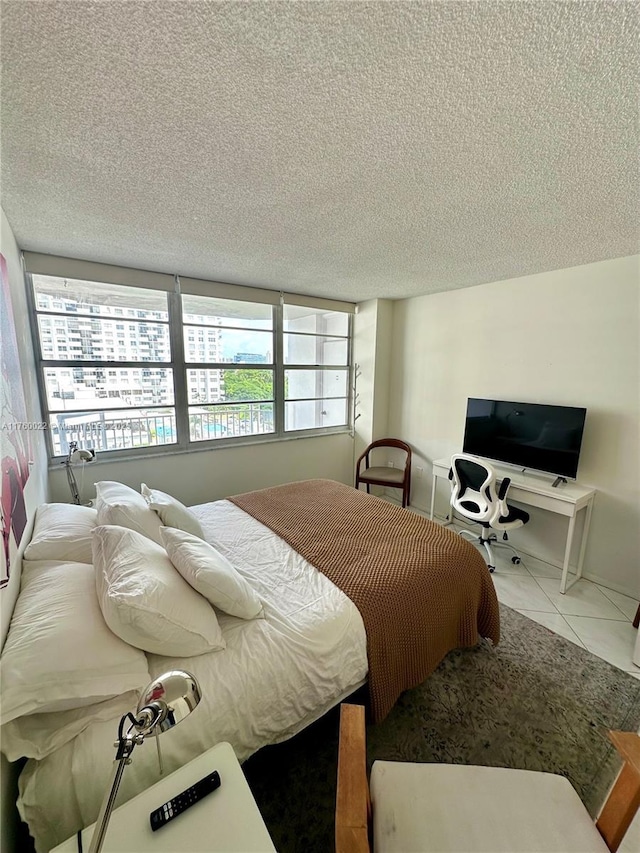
top-left (0, 478), bottom-right (499, 852)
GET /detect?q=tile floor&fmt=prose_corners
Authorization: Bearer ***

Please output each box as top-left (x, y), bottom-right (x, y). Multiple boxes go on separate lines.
top-left (392, 494), bottom-right (640, 676)
top-left (459, 527), bottom-right (640, 680)
top-left (398, 494), bottom-right (640, 678)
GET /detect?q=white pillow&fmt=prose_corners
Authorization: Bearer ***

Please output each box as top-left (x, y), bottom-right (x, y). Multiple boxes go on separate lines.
top-left (95, 481), bottom-right (163, 544)
top-left (93, 525), bottom-right (225, 657)
top-left (160, 527), bottom-right (263, 619)
top-left (1, 690), bottom-right (140, 761)
top-left (0, 561), bottom-right (150, 725)
top-left (23, 503), bottom-right (97, 564)
top-left (141, 484), bottom-right (204, 538)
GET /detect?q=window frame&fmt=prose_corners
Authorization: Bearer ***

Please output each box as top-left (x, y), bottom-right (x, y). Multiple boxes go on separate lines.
top-left (27, 272), bottom-right (354, 463)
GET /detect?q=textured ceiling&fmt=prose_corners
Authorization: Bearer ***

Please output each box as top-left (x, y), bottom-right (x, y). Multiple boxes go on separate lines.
top-left (1, 1), bottom-right (638, 303)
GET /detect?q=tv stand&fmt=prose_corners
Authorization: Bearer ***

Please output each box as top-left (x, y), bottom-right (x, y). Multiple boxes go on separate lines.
top-left (430, 458), bottom-right (595, 594)
top-left (552, 476), bottom-right (567, 488)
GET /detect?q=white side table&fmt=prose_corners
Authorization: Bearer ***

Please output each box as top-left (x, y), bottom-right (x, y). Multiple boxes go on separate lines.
top-left (52, 742), bottom-right (276, 852)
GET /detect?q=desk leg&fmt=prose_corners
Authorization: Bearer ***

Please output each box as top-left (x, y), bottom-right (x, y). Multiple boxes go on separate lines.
top-left (560, 498), bottom-right (594, 594)
top-left (575, 496), bottom-right (594, 585)
top-left (430, 472), bottom-right (453, 525)
top-left (560, 514), bottom-right (577, 594)
top-left (429, 473), bottom-right (437, 521)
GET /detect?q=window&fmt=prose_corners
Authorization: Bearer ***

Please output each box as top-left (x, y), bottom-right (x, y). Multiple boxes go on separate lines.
top-left (182, 294), bottom-right (275, 442)
top-left (283, 304), bottom-right (350, 431)
top-left (27, 259), bottom-right (354, 459)
top-left (32, 275), bottom-right (175, 455)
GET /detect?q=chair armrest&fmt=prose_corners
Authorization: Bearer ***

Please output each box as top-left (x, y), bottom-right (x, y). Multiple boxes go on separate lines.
top-left (596, 731), bottom-right (640, 852)
top-left (355, 450), bottom-right (370, 474)
top-left (335, 704), bottom-right (370, 853)
top-left (608, 731), bottom-right (640, 777)
top-left (498, 477), bottom-right (511, 501)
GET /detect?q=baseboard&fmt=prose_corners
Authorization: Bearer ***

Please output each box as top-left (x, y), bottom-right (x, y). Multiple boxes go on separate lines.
top-left (579, 571), bottom-right (639, 603)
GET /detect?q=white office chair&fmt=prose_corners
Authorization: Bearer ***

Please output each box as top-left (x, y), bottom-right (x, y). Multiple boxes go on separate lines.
top-left (449, 453), bottom-right (529, 572)
top-left (335, 703), bottom-right (640, 853)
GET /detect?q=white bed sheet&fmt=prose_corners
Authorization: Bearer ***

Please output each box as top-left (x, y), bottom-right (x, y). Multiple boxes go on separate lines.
top-left (18, 501), bottom-right (368, 853)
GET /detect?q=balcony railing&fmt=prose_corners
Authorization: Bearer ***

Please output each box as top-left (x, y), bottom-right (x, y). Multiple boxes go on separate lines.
top-left (52, 403), bottom-right (274, 455)
top-left (189, 404), bottom-right (273, 441)
top-left (52, 412), bottom-right (177, 455)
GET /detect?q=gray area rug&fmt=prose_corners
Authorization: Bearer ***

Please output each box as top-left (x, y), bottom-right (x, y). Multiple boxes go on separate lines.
top-left (243, 603), bottom-right (640, 853)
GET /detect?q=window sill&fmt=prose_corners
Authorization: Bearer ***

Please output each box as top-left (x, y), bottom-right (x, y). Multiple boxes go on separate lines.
top-left (48, 427), bottom-right (353, 470)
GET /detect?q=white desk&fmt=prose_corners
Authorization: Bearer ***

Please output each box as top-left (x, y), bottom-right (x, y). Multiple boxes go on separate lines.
top-left (430, 457), bottom-right (596, 594)
top-left (53, 742), bottom-right (276, 852)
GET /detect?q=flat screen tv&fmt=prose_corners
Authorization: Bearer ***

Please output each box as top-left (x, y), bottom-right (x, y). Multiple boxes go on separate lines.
top-left (462, 398), bottom-right (587, 479)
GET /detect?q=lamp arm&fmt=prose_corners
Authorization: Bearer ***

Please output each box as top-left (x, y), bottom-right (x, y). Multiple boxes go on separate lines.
top-left (62, 441), bottom-right (81, 505)
top-left (66, 462), bottom-right (81, 505)
top-left (87, 713), bottom-right (142, 853)
top-left (87, 750), bottom-right (132, 853)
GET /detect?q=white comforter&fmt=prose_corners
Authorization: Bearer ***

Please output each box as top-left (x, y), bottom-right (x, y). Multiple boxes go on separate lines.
top-left (18, 501), bottom-right (368, 852)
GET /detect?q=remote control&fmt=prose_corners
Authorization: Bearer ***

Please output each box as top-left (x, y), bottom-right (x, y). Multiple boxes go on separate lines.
top-left (149, 770), bottom-right (221, 831)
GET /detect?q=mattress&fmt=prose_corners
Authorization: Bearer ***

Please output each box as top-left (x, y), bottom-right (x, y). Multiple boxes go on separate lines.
top-left (18, 501), bottom-right (368, 852)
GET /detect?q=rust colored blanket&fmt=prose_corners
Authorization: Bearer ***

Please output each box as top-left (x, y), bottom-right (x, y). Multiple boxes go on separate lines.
top-left (230, 479), bottom-right (500, 722)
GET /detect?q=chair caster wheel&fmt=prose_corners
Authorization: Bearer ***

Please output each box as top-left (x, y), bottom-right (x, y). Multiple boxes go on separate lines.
top-left (489, 566), bottom-right (495, 573)
top-left (511, 556), bottom-right (521, 564)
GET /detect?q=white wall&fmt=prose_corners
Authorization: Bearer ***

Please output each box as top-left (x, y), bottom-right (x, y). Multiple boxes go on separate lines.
top-left (48, 432), bottom-right (355, 506)
top-left (352, 299), bottom-right (393, 463)
top-left (1, 207), bottom-right (49, 853)
top-left (387, 255), bottom-right (640, 599)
